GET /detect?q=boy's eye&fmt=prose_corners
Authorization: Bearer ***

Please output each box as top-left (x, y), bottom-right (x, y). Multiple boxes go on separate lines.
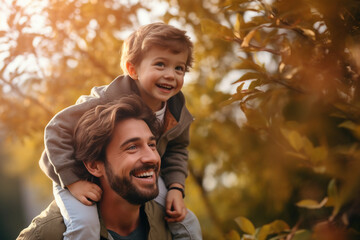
top-left (175, 65), bottom-right (185, 72)
top-left (155, 62), bottom-right (165, 67)
top-left (148, 142), bottom-right (156, 149)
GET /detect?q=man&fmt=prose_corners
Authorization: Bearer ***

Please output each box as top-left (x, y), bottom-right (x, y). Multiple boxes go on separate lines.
top-left (17, 95), bottom-right (172, 239)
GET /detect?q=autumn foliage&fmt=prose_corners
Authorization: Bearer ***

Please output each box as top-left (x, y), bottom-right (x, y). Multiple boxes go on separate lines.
top-left (1, 0), bottom-right (359, 239)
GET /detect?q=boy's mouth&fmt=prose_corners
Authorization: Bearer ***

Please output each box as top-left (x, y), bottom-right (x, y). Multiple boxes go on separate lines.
top-left (156, 83), bottom-right (174, 90)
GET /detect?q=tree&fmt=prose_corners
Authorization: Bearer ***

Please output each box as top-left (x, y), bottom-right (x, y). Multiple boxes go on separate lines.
top-left (179, 0), bottom-right (360, 239)
top-left (158, 0), bottom-right (360, 239)
top-left (1, 0), bottom-right (360, 239)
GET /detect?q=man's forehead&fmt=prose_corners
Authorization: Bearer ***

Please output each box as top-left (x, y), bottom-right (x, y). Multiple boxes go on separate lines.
top-left (112, 118), bottom-right (154, 142)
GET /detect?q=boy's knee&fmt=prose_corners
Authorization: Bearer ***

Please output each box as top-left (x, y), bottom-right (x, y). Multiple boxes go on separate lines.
top-left (169, 209), bottom-right (202, 240)
top-left (70, 213), bottom-right (99, 228)
top-left (64, 216), bottom-right (100, 239)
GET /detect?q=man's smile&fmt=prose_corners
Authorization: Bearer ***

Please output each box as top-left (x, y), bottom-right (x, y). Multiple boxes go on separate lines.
top-left (132, 169), bottom-right (155, 178)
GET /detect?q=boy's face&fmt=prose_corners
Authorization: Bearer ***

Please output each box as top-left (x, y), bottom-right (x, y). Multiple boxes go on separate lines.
top-left (131, 46), bottom-right (188, 111)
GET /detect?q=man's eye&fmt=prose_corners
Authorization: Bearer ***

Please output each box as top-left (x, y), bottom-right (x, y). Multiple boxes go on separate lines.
top-left (127, 145), bottom-right (137, 150)
top-left (148, 142), bottom-right (156, 148)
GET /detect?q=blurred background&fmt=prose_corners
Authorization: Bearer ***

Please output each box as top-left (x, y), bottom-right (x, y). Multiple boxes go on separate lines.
top-left (1, 0), bottom-right (360, 239)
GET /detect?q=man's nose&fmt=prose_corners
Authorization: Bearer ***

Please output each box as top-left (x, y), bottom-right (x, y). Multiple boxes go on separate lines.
top-left (141, 146), bottom-right (160, 164)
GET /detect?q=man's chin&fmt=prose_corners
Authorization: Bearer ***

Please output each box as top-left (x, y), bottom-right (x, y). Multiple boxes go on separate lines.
top-left (125, 188), bottom-right (159, 205)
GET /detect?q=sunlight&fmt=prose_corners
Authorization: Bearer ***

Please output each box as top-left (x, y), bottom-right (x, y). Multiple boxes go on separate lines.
top-left (1, 0), bottom-right (48, 32)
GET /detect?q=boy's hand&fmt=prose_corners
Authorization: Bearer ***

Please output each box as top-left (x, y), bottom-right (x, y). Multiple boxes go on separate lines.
top-left (165, 184), bottom-right (187, 223)
top-left (66, 180), bottom-right (102, 206)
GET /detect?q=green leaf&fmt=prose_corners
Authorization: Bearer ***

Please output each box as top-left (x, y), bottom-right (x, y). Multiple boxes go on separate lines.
top-left (234, 216), bottom-right (256, 235)
top-left (292, 229), bottom-right (312, 240)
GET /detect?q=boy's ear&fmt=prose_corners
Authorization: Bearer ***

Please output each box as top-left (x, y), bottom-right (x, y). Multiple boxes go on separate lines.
top-left (83, 161), bottom-right (103, 178)
top-left (126, 62), bottom-right (138, 80)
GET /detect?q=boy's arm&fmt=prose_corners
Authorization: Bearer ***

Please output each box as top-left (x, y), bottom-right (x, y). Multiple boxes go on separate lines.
top-left (40, 86), bottom-right (108, 188)
top-left (161, 123), bottom-right (191, 188)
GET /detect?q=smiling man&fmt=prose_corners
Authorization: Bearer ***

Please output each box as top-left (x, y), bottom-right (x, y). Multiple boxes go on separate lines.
top-left (17, 95), bottom-right (172, 240)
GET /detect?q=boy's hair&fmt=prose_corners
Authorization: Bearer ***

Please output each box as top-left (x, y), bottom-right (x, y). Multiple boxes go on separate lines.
top-left (120, 22), bottom-right (193, 74)
top-left (73, 95), bottom-right (159, 178)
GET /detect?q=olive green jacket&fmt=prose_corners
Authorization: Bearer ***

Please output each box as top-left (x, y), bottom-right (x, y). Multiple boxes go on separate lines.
top-left (17, 200), bottom-right (172, 240)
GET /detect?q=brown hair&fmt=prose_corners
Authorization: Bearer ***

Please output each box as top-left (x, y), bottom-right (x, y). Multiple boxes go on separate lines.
top-left (73, 95), bottom-right (159, 179)
top-left (120, 22), bottom-right (193, 74)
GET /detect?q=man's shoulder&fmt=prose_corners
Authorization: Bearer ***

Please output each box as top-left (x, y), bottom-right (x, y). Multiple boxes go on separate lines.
top-left (16, 201), bottom-right (65, 240)
top-left (144, 201), bottom-right (172, 240)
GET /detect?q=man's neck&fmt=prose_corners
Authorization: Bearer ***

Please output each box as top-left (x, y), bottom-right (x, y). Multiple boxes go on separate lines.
top-left (99, 193), bottom-right (141, 236)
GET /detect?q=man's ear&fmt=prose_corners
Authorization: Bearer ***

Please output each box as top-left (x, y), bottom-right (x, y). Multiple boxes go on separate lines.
top-left (83, 161), bottom-right (103, 177)
top-left (126, 62), bottom-right (138, 80)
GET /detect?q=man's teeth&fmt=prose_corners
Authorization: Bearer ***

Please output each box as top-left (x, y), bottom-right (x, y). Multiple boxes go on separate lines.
top-left (134, 171), bottom-right (154, 178)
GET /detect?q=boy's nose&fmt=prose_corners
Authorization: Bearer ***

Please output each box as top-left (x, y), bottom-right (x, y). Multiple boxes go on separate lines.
top-left (164, 68), bottom-right (175, 79)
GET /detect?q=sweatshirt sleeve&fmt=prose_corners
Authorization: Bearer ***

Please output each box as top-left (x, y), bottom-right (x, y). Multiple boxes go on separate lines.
top-left (39, 85), bottom-right (107, 187)
top-left (160, 124), bottom-right (191, 188)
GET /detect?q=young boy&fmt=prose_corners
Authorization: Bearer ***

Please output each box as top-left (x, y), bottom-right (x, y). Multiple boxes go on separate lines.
top-left (40, 22), bottom-right (202, 239)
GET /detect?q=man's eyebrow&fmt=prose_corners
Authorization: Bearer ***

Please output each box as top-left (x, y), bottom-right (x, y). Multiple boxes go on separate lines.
top-left (120, 137), bottom-right (141, 148)
top-left (120, 136), bottom-right (157, 148)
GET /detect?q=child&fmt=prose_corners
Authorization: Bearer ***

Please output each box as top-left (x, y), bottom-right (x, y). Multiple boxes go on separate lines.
top-left (40, 22), bottom-right (202, 239)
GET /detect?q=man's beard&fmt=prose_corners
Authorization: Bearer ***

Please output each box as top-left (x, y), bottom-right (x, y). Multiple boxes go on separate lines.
top-left (104, 162), bottom-right (159, 205)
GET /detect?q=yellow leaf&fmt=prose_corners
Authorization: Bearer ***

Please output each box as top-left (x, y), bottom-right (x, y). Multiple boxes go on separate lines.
top-left (339, 121), bottom-right (360, 139)
top-left (233, 72), bottom-right (263, 84)
top-left (302, 137), bottom-right (314, 155)
top-left (268, 220), bottom-right (290, 233)
top-left (285, 151), bottom-right (308, 160)
top-left (241, 29), bottom-right (257, 48)
top-left (296, 198), bottom-right (328, 209)
top-left (234, 216), bottom-right (256, 235)
top-left (226, 230), bottom-right (241, 240)
top-left (299, 27), bottom-right (316, 40)
top-left (309, 146), bottom-right (328, 163)
top-left (257, 224), bottom-right (271, 240)
top-left (233, 57), bottom-right (265, 73)
top-left (288, 130), bottom-right (303, 151)
top-left (201, 18), bottom-right (234, 40)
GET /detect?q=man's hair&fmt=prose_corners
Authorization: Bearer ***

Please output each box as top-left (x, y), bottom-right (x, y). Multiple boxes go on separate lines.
top-left (73, 95), bottom-right (159, 179)
top-left (120, 22), bottom-right (193, 74)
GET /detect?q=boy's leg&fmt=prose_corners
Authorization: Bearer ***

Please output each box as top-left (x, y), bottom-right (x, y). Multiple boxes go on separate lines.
top-left (53, 183), bottom-right (100, 240)
top-left (155, 177), bottom-right (203, 240)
